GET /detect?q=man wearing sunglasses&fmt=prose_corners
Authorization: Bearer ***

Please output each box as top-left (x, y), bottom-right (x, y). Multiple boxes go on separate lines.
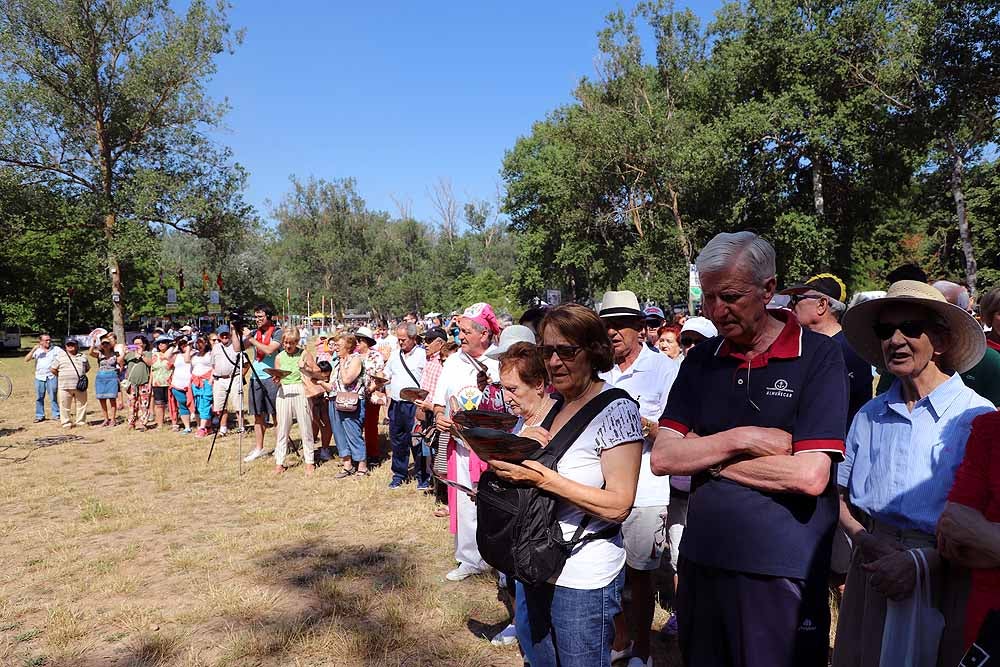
top-left (651, 232), bottom-right (848, 667)
top-left (781, 274), bottom-right (873, 423)
top-left (599, 291), bottom-right (678, 667)
top-left (643, 306), bottom-right (666, 352)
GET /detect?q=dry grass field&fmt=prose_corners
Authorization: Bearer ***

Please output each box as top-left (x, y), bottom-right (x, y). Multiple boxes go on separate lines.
top-left (0, 349), bottom-right (683, 667)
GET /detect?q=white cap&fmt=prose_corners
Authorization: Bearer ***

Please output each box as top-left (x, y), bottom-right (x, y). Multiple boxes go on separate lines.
top-left (680, 316), bottom-right (718, 339)
top-left (485, 325), bottom-right (536, 360)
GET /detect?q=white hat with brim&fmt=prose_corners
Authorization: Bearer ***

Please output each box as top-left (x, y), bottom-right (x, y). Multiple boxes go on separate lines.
top-left (354, 326), bottom-right (377, 346)
top-left (486, 325), bottom-right (536, 360)
top-left (599, 290), bottom-right (643, 319)
top-left (842, 280), bottom-right (986, 373)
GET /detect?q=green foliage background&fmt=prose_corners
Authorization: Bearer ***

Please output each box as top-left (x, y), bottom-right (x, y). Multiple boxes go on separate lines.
top-left (1, 0), bottom-right (998, 334)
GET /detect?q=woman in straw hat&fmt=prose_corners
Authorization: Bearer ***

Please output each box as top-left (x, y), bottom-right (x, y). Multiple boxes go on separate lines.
top-left (833, 280), bottom-right (995, 667)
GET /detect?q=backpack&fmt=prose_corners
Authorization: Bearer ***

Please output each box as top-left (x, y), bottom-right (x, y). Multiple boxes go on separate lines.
top-left (475, 387), bottom-right (633, 586)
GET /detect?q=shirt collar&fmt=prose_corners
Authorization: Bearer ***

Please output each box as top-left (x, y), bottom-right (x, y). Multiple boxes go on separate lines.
top-left (884, 372), bottom-right (966, 420)
top-left (616, 343), bottom-right (658, 375)
top-left (714, 310), bottom-right (802, 368)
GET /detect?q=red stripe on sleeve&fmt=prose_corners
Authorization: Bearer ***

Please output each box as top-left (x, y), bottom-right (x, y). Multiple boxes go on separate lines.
top-left (793, 438), bottom-right (845, 460)
top-left (659, 419), bottom-right (690, 436)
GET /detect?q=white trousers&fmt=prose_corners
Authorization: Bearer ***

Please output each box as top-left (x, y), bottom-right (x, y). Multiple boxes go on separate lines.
top-left (274, 383), bottom-right (315, 466)
top-left (454, 441), bottom-right (486, 570)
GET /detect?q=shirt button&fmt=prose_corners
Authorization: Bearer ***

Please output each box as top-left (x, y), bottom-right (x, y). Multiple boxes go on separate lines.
top-left (737, 379), bottom-right (744, 385)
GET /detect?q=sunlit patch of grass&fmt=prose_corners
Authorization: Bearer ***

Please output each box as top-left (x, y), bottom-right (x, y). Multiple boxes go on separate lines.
top-left (79, 497), bottom-right (116, 522)
top-left (45, 605), bottom-right (86, 649)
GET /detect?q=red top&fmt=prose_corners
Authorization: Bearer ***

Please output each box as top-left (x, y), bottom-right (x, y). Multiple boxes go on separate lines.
top-left (986, 337), bottom-right (1000, 353)
top-left (947, 411), bottom-right (1000, 646)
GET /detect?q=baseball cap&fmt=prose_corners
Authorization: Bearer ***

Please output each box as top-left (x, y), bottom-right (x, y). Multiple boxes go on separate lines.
top-left (780, 273), bottom-right (847, 303)
top-left (680, 317), bottom-right (718, 339)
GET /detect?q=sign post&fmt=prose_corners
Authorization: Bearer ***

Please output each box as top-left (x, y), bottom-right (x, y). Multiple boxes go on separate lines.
top-left (688, 264), bottom-right (702, 315)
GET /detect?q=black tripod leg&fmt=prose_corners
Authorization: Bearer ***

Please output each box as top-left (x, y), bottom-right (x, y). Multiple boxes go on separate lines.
top-left (206, 371), bottom-right (239, 464)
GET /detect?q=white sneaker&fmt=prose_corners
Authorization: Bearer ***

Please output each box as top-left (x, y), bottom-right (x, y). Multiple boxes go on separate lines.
top-left (242, 448), bottom-right (266, 463)
top-left (610, 641), bottom-right (633, 664)
top-left (445, 563), bottom-right (485, 581)
top-left (491, 623), bottom-right (518, 646)
top-left (626, 657), bottom-right (651, 667)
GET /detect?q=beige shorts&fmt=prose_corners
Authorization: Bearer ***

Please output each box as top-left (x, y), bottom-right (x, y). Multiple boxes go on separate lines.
top-left (622, 504), bottom-right (668, 571)
top-left (212, 376), bottom-right (242, 412)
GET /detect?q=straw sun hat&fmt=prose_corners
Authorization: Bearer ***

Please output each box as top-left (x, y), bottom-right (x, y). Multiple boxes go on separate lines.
top-left (842, 280), bottom-right (986, 373)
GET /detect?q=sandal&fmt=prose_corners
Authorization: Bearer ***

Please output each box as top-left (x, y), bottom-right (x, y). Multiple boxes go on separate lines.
top-left (355, 469), bottom-right (369, 477)
top-left (335, 468), bottom-right (355, 479)
top-left (433, 506), bottom-right (449, 518)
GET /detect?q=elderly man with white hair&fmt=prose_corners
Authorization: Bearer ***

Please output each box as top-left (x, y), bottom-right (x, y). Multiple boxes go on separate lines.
top-left (651, 231), bottom-right (849, 667)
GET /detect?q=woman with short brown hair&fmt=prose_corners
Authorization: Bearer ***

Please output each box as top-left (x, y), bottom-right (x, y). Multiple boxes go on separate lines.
top-left (489, 303), bottom-right (641, 666)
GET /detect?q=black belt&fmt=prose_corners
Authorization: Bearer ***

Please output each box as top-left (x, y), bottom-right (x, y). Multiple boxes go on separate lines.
top-left (213, 374), bottom-right (232, 379)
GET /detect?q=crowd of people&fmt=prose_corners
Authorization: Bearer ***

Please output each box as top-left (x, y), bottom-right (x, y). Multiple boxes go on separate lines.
top-left (23, 231), bottom-right (1000, 667)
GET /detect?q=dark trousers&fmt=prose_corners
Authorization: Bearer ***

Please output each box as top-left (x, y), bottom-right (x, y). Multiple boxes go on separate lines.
top-left (389, 400), bottom-right (425, 483)
top-left (676, 557), bottom-right (829, 667)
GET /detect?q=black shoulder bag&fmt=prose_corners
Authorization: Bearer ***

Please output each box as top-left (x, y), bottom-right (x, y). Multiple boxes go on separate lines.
top-left (68, 352), bottom-right (88, 392)
top-left (475, 387), bottom-right (633, 586)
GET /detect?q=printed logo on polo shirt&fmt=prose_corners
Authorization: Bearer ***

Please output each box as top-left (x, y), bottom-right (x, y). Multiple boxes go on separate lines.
top-left (798, 618), bottom-right (817, 632)
top-left (765, 378), bottom-right (794, 398)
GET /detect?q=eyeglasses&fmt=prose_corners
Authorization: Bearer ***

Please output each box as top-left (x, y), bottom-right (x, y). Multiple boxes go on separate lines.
top-left (680, 337), bottom-right (700, 347)
top-left (873, 320), bottom-right (931, 340)
top-left (538, 344), bottom-right (583, 361)
top-left (789, 294), bottom-right (823, 308)
top-left (645, 320), bottom-right (663, 330)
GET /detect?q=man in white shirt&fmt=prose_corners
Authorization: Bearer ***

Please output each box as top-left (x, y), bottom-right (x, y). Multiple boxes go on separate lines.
top-left (384, 323), bottom-right (428, 489)
top-left (25, 333), bottom-right (61, 422)
top-left (599, 291), bottom-right (678, 667)
top-left (433, 302), bottom-right (503, 581)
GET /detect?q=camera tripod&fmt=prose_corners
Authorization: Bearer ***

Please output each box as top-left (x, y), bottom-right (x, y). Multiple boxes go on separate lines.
top-left (205, 322), bottom-right (289, 474)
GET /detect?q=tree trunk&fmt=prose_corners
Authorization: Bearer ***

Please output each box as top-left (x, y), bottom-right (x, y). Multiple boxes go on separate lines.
top-left (106, 215), bottom-right (125, 342)
top-left (951, 151), bottom-right (977, 297)
top-left (812, 155), bottom-right (825, 219)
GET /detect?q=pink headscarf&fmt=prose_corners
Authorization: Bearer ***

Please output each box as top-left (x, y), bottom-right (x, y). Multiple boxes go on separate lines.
top-left (462, 302), bottom-right (501, 336)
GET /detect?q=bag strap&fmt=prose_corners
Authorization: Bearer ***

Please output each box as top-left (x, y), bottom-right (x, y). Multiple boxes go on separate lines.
top-left (536, 387), bottom-right (635, 549)
top-left (399, 349), bottom-right (420, 386)
top-left (533, 386), bottom-right (634, 465)
top-left (66, 350), bottom-right (82, 380)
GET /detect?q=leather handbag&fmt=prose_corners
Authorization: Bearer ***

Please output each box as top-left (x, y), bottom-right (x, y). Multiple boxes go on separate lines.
top-left (335, 391), bottom-right (359, 412)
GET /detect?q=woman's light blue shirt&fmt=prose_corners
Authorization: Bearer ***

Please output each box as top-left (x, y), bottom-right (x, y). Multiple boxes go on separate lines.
top-left (838, 373), bottom-right (995, 534)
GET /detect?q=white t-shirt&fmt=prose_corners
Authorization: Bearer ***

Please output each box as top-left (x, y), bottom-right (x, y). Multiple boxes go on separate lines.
top-left (600, 344), bottom-right (677, 507)
top-left (553, 385), bottom-right (643, 590)
top-left (32, 346), bottom-right (59, 380)
top-left (171, 357), bottom-right (192, 389)
top-left (385, 345), bottom-right (427, 401)
top-left (192, 353), bottom-right (213, 377)
top-left (432, 347), bottom-right (501, 415)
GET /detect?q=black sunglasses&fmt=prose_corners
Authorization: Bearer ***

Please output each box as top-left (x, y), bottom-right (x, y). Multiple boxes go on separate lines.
top-left (789, 294), bottom-right (823, 307)
top-left (538, 344), bottom-right (583, 361)
top-left (873, 320), bottom-right (931, 341)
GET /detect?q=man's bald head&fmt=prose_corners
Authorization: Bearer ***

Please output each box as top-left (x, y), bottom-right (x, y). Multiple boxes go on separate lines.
top-left (932, 280), bottom-right (971, 311)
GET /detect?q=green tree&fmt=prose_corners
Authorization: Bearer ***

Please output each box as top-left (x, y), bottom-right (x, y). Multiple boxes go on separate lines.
top-left (0, 0), bottom-right (251, 341)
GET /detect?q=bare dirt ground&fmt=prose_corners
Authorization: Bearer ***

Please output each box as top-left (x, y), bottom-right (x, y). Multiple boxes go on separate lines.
top-left (0, 352), bottom-right (684, 667)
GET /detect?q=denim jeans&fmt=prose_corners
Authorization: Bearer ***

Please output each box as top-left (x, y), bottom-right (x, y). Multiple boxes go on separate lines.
top-left (523, 568), bottom-right (624, 667)
top-left (514, 579), bottom-right (534, 665)
top-left (330, 400), bottom-right (366, 463)
top-left (35, 377), bottom-right (59, 420)
top-left (389, 400), bottom-right (426, 484)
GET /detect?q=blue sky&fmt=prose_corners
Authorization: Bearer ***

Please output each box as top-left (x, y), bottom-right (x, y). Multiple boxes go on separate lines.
top-left (207, 1), bottom-right (720, 227)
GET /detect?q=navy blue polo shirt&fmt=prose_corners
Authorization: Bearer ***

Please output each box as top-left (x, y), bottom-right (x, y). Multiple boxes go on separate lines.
top-left (660, 311), bottom-right (848, 580)
top-left (833, 330), bottom-right (874, 425)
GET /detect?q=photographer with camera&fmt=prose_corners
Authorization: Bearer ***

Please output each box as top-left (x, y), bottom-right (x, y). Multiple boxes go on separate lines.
top-left (232, 305), bottom-right (282, 463)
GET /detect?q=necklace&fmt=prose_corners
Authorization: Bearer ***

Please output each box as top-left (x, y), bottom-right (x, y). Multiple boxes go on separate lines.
top-left (523, 396), bottom-right (556, 427)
